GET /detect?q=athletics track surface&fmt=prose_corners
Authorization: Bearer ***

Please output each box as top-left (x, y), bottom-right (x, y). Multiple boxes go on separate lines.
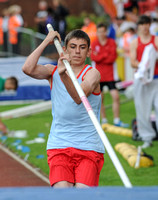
top-left (0, 144), bottom-right (49, 187)
top-left (0, 143), bottom-right (158, 200)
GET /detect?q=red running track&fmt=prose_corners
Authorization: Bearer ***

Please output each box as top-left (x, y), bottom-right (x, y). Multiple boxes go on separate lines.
top-left (0, 144), bottom-right (49, 187)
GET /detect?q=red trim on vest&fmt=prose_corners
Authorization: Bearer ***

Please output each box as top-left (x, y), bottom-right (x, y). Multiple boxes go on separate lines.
top-left (77, 64), bottom-right (89, 79)
top-left (51, 66), bottom-right (57, 89)
top-left (92, 91), bottom-right (101, 95)
top-left (82, 66), bottom-right (93, 81)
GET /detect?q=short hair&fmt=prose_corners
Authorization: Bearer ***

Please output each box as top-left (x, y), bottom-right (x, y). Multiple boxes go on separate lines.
top-left (137, 15), bottom-right (151, 25)
top-left (7, 77), bottom-right (18, 90)
top-left (64, 29), bottom-right (90, 48)
top-left (97, 23), bottom-right (108, 30)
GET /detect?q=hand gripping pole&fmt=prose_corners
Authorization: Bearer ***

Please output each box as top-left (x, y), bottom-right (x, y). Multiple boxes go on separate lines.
top-left (47, 24), bottom-right (132, 188)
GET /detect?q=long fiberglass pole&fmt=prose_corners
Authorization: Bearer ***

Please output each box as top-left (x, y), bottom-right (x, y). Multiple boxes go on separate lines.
top-left (47, 24), bottom-right (132, 188)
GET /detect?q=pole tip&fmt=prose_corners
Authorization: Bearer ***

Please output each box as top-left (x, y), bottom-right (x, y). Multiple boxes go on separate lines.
top-left (47, 24), bottom-right (53, 32)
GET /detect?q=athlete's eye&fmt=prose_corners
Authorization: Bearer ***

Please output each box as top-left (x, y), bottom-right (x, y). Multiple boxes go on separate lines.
top-left (70, 45), bottom-right (75, 49)
top-left (81, 46), bottom-right (86, 49)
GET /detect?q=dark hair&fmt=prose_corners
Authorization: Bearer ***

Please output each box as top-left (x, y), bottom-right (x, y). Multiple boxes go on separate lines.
top-left (64, 29), bottom-right (90, 48)
top-left (137, 15), bottom-right (151, 25)
top-left (7, 76), bottom-right (18, 90)
top-left (97, 23), bottom-right (108, 30)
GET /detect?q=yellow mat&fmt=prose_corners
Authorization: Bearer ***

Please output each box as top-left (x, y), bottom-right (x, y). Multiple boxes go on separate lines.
top-left (102, 123), bottom-right (132, 137)
top-left (115, 142), bottom-right (154, 168)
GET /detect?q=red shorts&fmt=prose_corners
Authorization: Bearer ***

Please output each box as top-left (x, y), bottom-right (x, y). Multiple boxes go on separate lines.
top-left (47, 147), bottom-right (104, 187)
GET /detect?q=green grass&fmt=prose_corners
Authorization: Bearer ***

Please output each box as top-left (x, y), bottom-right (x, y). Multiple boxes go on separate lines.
top-left (0, 93), bottom-right (158, 186)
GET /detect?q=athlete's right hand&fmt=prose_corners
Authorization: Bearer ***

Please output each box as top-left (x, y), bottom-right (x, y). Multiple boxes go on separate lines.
top-left (45, 30), bottom-right (61, 45)
top-left (57, 53), bottom-right (71, 75)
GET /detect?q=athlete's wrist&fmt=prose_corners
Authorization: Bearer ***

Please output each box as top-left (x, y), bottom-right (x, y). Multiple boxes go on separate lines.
top-left (58, 68), bottom-right (67, 75)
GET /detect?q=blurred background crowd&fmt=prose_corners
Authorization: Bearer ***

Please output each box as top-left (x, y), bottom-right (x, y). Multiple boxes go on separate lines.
top-left (0, 0), bottom-right (158, 58)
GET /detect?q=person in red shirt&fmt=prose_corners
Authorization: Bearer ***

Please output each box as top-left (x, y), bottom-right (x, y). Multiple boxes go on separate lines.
top-left (91, 23), bottom-right (128, 127)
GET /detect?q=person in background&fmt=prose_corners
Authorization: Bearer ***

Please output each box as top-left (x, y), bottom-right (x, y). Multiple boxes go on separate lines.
top-left (0, 76), bottom-right (18, 92)
top-left (130, 15), bottom-right (158, 148)
top-left (8, 5), bottom-right (24, 55)
top-left (1, 8), bottom-right (9, 52)
top-left (52, 0), bottom-right (69, 42)
top-left (0, 14), bottom-right (3, 47)
top-left (81, 16), bottom-right (97, 65)
top-left (91, 23), bottom-right (129, 127)
top-left (121, 27), bottom-right (137, 56)
top-left (108, 22), bottom-right (116, 40)
top-left (81, 16), bottom-right (97, 45)
top-left (34, 0), bottom-right (48, 35)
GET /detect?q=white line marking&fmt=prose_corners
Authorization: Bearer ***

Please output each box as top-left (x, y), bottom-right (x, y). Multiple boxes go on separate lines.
top-left (0, 101), bottom-right (52, 119)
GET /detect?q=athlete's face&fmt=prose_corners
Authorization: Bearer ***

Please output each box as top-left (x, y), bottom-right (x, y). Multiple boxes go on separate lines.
top-left (65, 38), bottom-right (90, 66)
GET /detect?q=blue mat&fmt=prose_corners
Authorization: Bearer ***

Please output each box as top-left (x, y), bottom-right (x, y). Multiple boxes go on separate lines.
top-left (0, 85), bottom-right (51, 101)
top-left (0, 186), bottom-right (157, 200)
top-left (0, 56), bottom-right (56, 101)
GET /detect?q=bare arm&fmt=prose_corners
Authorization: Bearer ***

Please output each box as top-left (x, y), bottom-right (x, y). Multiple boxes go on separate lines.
top-left (22, 31), bottom-right (61, 81)
top-left (58, 54), bottom-right (100, 104)
top-left (129, 38), bottom-right (139, 69)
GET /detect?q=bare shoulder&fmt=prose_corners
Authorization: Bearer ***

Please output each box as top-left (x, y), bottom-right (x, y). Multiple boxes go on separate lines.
top-left (86, 67), bottom-right (100, 79)
top-left (84, 67), bottom-right (101, 85)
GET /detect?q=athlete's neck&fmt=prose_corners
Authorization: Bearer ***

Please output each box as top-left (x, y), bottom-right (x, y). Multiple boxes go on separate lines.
top-left (71, 64), bottom-right (85, 76)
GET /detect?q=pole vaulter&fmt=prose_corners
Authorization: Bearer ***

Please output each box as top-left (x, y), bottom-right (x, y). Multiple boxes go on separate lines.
top-left (47, 24), bottom-right (132, 188)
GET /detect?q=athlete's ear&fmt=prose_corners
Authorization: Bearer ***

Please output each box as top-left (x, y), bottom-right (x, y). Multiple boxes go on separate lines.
top-left (87, 47), bottom-right (91, 58)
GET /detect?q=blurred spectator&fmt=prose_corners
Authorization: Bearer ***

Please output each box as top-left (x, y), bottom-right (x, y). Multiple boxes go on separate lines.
top-left (149, 7), bottom-right (158, 36)
top-left (91, 23), bottom-right (128, 127)
top-left (113, 0), bottom-right (127, 18)
top-left (81, 16), bottom-right (97, 44)
top-left (0, 15), bottom-right (3, 47)
top-left (124, 0), bottom-right (139, 14)
top-left (8, 5), bottom-right (24, 55)
top-left (0, 76), bottom-right (18, 92)
top-left (51, 0), bottom-right (69, 42)
top-left (34, 0), bottom-right (48, 35)
top-left (115, 15), bottom-right (137, 50)
top-left (113, 16), bottom-right (126, 39)
top-left (46, 7), bottom-right (56, 34)
top-left (107, 19), bottom-right (116, 40)
top-left (120, 27), bottom-right (137, 56)
top-left (150, 18), bottom-right (158, 36)
top-left (150, 6), bottom-right (158, 19)
top-left (1, 8), bottom-right (9, 52)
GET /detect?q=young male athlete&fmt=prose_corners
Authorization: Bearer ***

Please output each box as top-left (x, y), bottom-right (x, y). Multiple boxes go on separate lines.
top-left (22, 29), bottom-right (105, 188)
top-left (130, 15), bottom-right (158, 148)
